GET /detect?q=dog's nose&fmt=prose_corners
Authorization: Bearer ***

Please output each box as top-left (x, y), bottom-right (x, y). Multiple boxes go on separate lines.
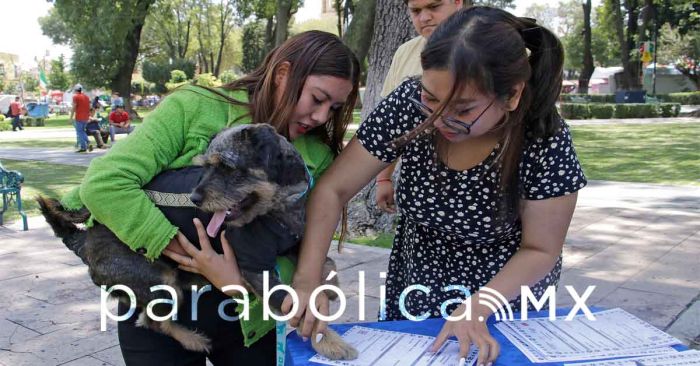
top-left (190, 192), bottom-right (204, 206)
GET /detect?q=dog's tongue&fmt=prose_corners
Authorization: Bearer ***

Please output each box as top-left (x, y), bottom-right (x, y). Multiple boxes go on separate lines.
top-left (207, 210), bottom-right (227, 238)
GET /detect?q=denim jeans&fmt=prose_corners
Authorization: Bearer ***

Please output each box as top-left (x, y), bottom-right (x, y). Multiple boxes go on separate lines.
top-left (74, 120), bottom-right (89, 150)
top-left (11, 116), bottom-right (23, 130)
top-left (109, 124), bottom-right (135, 142)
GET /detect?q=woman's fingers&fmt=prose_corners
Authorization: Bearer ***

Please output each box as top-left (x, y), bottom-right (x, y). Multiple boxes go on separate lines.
top-left (193, 218), bottom-right (213, 252)
top-left (431, 325), bottom-right (451, 353)
top-left (176, 232), bottom-right (199, 257)
top-left (220, 231), bottom-right (236, 262)
top-left (177, 265), bottom-right (200, 274)
top-left (485, 333), bottom-right (500, 364)
top-left (473, 336), bottom-right (489, 366)
top-left (313, 297), bottom-right (329, 335)
top-left (162, 249), bottom-right (193, 266)
top-left (300, 306), bottom-right (317, 338)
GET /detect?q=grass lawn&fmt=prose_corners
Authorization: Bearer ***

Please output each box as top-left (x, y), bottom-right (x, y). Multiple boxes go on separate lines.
top-left (570, 122), bottom-right (700, 186)
top-left (2, 121), bottom-right (697, 231)
top-left (1, 159), bottom-right (87, 224)
top-left (1, 139), bottom-right (77, 149)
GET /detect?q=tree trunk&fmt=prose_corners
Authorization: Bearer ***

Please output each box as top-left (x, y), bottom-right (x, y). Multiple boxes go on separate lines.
top-left (335, 0), bottom-right (343, 38)
top-left (111, 0), bottom-right (154, 116)
top-left (275, 0), bottom-right (293, 47)
top-left (361, 0), bottom-right (415, 120)
top-left (612, 0), bottom-right (643, 90)
top-left (578, 0), bottom-right (594, 94)
top-left (265, 17), bottom-right (276, 51)
top-left (346, 0), bottom-right (415, 239)
top-left (343, 0), bottom-right (376, 65)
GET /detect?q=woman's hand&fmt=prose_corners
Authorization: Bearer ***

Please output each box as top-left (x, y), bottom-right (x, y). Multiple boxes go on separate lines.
top-left (164, 234), bottom-right (189, 257)
top-left (431, 296), bottom-right (500, 366)
top-left (282, 277), bottom-right (330, 341)
top-left (375, 180), bottom-right (397, 213)
top-left (162, 218), bottom-right (243, 295)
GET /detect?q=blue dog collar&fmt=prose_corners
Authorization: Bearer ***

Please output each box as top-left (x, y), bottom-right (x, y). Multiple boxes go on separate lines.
top-left (300, 164), bottom-right (314, 197)
top-left (287, 164), bottom-right (314, 203)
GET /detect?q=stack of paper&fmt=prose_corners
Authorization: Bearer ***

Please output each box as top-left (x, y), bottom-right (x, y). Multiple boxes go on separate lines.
top-left (494, 308), bottom-right (683, 363)
top-left (564, 350), bottom-right (700, 365)
top-left (308, 326), bottom-right (479, 366)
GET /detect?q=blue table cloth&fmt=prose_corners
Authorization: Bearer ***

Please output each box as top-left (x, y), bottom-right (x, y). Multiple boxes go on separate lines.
top-left (285, 307), bottom-right (688, 365)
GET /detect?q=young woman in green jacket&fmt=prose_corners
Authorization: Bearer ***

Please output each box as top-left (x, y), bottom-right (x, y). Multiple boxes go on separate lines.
top-left (61, 31), bottom-right (359, 365)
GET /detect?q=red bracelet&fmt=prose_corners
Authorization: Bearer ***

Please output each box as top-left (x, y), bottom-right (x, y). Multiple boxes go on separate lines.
top-left (376, 178), bottom-right (392, 184)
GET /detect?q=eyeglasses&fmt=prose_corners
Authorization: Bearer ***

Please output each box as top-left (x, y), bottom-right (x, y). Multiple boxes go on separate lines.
top-left (408, 91), bottom-right (495, 135)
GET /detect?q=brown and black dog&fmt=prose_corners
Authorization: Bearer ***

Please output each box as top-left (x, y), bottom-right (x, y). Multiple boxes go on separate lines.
top-left (38, 124), bottom-right (357, 360)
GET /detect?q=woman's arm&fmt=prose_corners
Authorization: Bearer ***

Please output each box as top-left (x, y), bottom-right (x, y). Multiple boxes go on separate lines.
top-left (289, 138), bottom-right (389, 335)
top-left (295, 138), bottom-right (388, 281)
top-left (79, 94), bottom-right (193, 259)
top-left (431, 193), bottom-right (578, 365)
top-left (480, 193), bottom-right (578, 304)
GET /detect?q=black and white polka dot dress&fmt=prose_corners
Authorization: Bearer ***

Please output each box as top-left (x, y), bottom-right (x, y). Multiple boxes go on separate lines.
top-left (356, 80), bottom-right (587, 321)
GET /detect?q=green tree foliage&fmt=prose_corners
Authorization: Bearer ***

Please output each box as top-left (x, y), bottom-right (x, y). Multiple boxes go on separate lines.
top-left (657, 24), bottom-right (700, 89)
top-left (469, 0), bottom-right (515, 9)
top-left (593, 0), bottom-right (699, 90)
top-left (140, 0), bottom-right (194, 61)
top-left (48, 54), bottom-right (70, 91)
top-left (39, 0), bottom-right (155, 108)
top-left (142, 58), bottom-right (195, 93)
top-left (21, 72), bottom-right (39, 93)
top-left (242, 20), bottom-right (268, 73)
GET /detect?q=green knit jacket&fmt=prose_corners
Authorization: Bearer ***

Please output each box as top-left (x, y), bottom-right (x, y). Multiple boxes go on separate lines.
top-left (61, 85), bottom-right (334, 346)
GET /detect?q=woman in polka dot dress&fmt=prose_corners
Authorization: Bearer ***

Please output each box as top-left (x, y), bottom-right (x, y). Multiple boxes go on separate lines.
top-left (287, 7), bottom-right (587, 365)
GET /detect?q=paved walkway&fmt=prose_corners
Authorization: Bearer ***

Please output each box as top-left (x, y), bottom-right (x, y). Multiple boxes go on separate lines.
top-left (0, 123), bottom-right (699, 365)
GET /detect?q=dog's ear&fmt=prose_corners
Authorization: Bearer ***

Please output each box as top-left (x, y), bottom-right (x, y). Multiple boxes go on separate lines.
top-left (250, 128), bottom-right (281, 179)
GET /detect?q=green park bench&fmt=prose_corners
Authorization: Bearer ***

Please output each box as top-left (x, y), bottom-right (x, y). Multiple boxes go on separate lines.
top-left (0, 162), bottom-right (28, 231)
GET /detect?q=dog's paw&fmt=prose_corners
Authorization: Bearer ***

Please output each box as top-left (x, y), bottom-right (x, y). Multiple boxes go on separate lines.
top-left (312, 329), bottom-right (358, 360)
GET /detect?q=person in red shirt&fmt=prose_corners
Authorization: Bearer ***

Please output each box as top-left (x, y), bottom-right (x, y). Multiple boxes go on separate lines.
top-left (9, 96), bottom-right (24, 131)
top-left (70, 84), bottom-right (92, 152)
top-left (108, 103), bottom-right (134, 143)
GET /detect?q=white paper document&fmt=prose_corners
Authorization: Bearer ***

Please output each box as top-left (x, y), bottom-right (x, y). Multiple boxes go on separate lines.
top-left (308, 326), bottom-right (479, 366)
top-left (563, 350), bottom-right (700, 365)
top-left (494, 308), bottom-right (682, 363)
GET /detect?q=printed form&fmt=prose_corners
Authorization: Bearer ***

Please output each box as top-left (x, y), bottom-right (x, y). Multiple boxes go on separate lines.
top-left (494, 308), bottom-right (682, 363)
top-left (308, 326), bottom-right (479, 366)
top-left (563, 350), bottom-right (700, 365)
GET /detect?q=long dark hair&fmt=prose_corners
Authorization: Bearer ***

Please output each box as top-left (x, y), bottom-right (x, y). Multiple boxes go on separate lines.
top-left (396, 6), bottom-right (564, 221)
top-left (185, 31), bottom-right (359, 247)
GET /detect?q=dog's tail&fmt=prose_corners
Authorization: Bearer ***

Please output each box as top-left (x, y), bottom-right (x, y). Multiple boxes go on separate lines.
top-left (36, 196), bottom-right (90, 263)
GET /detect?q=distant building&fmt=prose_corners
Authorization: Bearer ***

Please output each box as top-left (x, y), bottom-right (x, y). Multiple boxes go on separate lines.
top-left (320, 0), bottom-right (335, 15)
top-left (587, 65), bottom-right (697, 95)
top-left (0, 52), bottom-right (20, 86)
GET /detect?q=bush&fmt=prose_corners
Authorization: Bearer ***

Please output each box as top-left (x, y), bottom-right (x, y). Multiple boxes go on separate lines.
top-left (170, 70), bottom-right (188, 83)
top-left (194, 73), bottom-right (221, 87)
top-left (0, 121), bottom-right (11, 131)
top-left (667, 92), bottom-right (700, 105)
top-left (614, 103), bottom-right (660, 118)
top-left (559, 103), bottom-right (591, 119)
top-left (561, 94), bottom-right (616, 103)
top-left (561, 102), bottom-right (680, 119)
top-left (658, 103), bottom-right (681, 117)
top-left (589, 104), bottom-right (615, 119)
top-left (0, 114), bottom-right (5, 122)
